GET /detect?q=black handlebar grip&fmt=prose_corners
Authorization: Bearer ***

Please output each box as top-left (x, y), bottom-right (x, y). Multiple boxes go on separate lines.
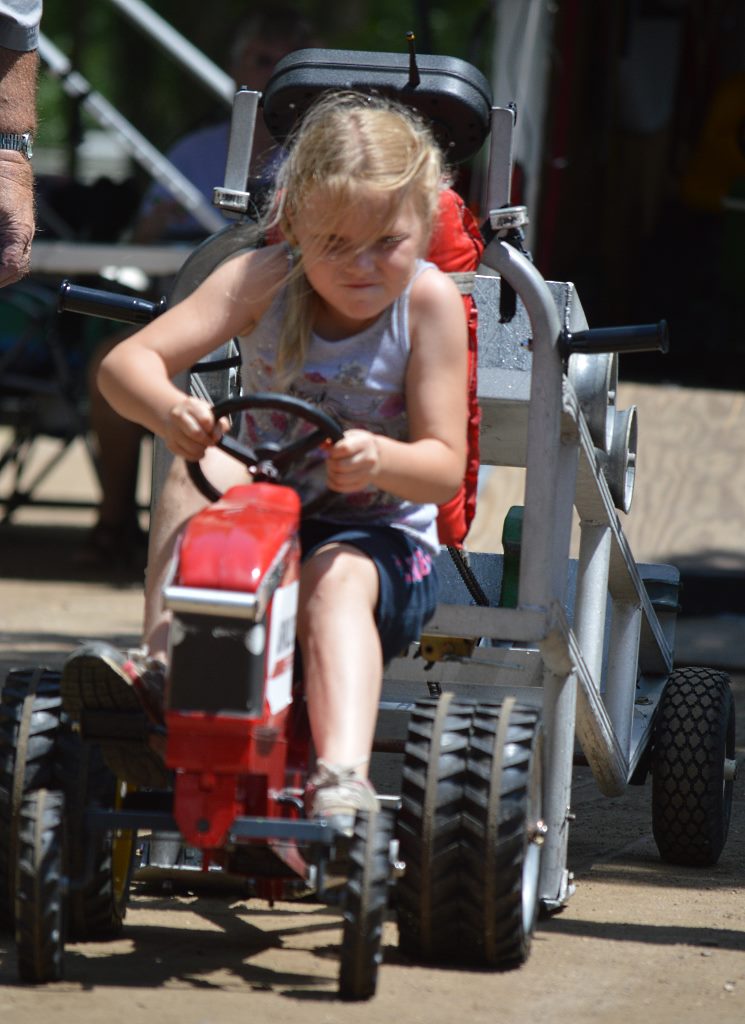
top-left (561, 319), bottom-right (669, 357)
top-left (58, 280), bottom-right (167, 324)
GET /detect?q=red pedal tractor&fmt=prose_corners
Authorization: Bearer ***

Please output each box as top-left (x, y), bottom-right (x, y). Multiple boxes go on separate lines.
top-left (2, 392), bottom-right (401, 1001)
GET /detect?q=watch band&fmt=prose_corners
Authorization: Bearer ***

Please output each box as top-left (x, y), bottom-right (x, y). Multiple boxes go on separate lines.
top-left (0, 132), bottom-right (33, 159)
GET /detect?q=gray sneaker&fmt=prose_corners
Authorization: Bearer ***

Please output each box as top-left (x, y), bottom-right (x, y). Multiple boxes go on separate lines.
top-left (305, 759), bottom-right (379, 836)
top-left (62, 641), bottom-right (169, 788)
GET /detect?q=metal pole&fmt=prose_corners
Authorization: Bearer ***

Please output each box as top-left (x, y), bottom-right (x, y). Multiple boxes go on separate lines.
top-left (538, 438), bottom-right (579, 910)
top-left (573, 522), bottom-right (612, 690)
top-left (539, 667), bottom-right (577, 910)
top-left (604, 599), bottom-right (642, 762)
top-left (484, 105), bottom-right (516, 213)
top-left (39, 34), bottom-right (226, 235)
top-left (106, 0), bottom-right (235, 106)
top-left (480, 238), bottom-right (565, 611)
top-left (481, 237), bottom-right (579, 910)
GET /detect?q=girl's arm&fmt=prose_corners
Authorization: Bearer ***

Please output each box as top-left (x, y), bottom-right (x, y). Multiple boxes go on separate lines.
top-left (327, 268), bottom-right (468, 504)
top-left (98, 245), bottom-right (285, 459)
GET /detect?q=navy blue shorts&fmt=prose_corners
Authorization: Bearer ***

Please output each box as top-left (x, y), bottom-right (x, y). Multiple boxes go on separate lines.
top-left (300, 520), bottom-right (439, 663)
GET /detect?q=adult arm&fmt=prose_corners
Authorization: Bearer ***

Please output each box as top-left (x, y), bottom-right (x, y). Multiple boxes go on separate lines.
top-left (0, 35), bottom-right (38, 285)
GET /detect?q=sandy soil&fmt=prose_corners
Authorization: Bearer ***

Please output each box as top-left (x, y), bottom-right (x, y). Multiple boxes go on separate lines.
top-left (2, 381), bottom-right (745, 1023)
top-left (0, 538), bottom-right (743, 1024)
top-left (0, 729), bottom-right (743, 1024)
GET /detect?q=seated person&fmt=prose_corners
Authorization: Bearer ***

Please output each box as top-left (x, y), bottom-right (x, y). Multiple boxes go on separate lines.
top-left (61, 91), bottom-right (469, 825)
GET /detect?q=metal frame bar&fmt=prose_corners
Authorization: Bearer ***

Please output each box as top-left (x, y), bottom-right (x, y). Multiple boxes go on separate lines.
top-left (447, 216), bottom-right (673, 903)
top-left (573, 522), bottom-right (612, 689)
top-left (38, 33), bottom-right (226, 234)
top-left (106, 0), bottom-right (236, 105)
top-left (481, 238), bottom-right (580, 906)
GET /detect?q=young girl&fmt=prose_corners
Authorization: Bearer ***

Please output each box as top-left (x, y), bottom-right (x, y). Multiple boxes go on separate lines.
top-left (62, 91), bottom-right (468, 829)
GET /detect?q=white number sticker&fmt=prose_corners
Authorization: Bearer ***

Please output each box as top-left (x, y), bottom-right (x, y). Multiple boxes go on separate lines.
top-left (266, 580), bottom-right (298, 713)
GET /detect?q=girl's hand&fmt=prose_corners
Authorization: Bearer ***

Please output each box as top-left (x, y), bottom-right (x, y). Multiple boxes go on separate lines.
top-left (326, 429), bottom-right (381, 493)
top-left (163, 396), bottom-right (230, 460)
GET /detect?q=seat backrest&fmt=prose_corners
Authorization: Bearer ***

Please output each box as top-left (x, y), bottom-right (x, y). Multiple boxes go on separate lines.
top-left (262, 47), bottom-right (492, 165)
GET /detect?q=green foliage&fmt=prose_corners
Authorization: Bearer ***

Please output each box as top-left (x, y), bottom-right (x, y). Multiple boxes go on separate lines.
top-left (37, 0), bottom-right (494, 178)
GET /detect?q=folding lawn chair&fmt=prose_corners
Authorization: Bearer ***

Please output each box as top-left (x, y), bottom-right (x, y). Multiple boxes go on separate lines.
top-left (0, 277), bottom-right (101, 521)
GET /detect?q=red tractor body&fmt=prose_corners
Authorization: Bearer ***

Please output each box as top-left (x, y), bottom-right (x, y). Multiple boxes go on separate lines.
top-left (163, 483), bottom-right (309, 861)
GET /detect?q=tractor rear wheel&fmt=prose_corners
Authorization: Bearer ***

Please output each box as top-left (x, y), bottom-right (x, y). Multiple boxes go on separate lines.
top-left (15, 787), bottom-right (67, 983)
top-left (0, 668), bottom-right (65, 930)
top-left (57, 729), bottom-right (135, 940)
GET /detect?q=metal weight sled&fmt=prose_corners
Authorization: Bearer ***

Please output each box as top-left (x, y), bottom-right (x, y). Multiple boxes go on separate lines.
top-left (1, 41), bottom-right (736, 994)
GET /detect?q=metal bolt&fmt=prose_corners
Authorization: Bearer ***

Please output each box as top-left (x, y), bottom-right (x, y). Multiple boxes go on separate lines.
top-left (529, 819), bottom-right (549, 846)
top-left (388, 838), bottom-right (407, 877)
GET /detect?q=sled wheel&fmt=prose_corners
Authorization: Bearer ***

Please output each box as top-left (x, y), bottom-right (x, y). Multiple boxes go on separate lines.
top-left (15, 787), bottom-right (67, 983)
top-left (395, 694), bottom-right (474, 961)
top-left (56, 727), bottom-right (135, 940)
top-left (0, 668), bottom-right (64, 929)
top-left (652, 666), bottom-right (736, 866)
top-left (461, 698), bottom-right (544, 968)
top-left (338, 807), bottom-right (394, 1001)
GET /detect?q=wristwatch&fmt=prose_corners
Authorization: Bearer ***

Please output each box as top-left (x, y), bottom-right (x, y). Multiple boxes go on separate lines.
top-left (0, 132), bottom-right (34, 159)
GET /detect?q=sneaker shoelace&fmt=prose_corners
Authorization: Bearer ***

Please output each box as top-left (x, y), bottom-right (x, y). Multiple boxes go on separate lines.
top-left (307, 758), bottom-right (378, 816)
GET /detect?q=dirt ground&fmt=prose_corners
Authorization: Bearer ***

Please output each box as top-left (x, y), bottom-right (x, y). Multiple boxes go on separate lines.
top-left (0, 530), bottom-right (743, 1024)
top-left (1, 380), bottom-right (745, 1024)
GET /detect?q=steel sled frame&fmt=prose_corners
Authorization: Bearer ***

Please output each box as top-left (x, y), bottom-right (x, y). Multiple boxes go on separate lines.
top-left (382, 247), bottom-right (674, 911)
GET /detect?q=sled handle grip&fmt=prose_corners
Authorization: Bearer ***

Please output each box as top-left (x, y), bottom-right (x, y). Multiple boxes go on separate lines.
top-left (561, 320), bottom-right (669, 357)
top-left (58, 280), bottom-right (167, 324)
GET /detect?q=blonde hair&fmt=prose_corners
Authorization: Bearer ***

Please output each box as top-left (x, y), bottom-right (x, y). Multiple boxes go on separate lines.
top-left (259, 91), bottom-right (446, 386)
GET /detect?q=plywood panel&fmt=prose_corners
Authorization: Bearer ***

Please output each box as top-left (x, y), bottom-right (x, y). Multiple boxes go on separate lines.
top-left (467, 383), bottom-right (745, 574)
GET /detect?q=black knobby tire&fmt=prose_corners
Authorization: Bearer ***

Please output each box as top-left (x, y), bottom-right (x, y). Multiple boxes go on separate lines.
top-left (461, 698), bottom-right (544, 968)
top-left (652, 666), bottom-right (735, 866)
top-left (0, 667), bottom-right (134, 939)
top-left (15, 787), bottom-right (67, 983)
top-left (395, 694), bottom-right (474, 961)
top-left (0, 668), bottom-right (64, 929)
top-left (338, 807), bottom-right (394, 1001)
top-left (56, 726), bottom-right (135, 940)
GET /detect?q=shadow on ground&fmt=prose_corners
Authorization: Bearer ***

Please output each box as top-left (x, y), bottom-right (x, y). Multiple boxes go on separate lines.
top-left (0, 522), bottom-right (146, 585)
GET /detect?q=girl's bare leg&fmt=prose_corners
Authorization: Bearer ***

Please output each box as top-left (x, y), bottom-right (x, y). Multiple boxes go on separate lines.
top-left (143, 448), bottom-right (247, 661)
top-left (297, 544), bottom-right (381, 774)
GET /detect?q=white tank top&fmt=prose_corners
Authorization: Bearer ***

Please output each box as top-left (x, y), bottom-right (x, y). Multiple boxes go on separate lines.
top-left (237, 257), bottom-right (440, 553)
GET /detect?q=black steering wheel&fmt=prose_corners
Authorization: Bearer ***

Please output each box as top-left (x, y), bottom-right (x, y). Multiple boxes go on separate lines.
top-left (186, 392), bottom-right (344, 510)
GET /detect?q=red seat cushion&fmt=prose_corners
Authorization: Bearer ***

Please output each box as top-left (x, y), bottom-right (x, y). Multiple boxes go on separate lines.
top-left (426, 188), bottom-right (483, 547)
